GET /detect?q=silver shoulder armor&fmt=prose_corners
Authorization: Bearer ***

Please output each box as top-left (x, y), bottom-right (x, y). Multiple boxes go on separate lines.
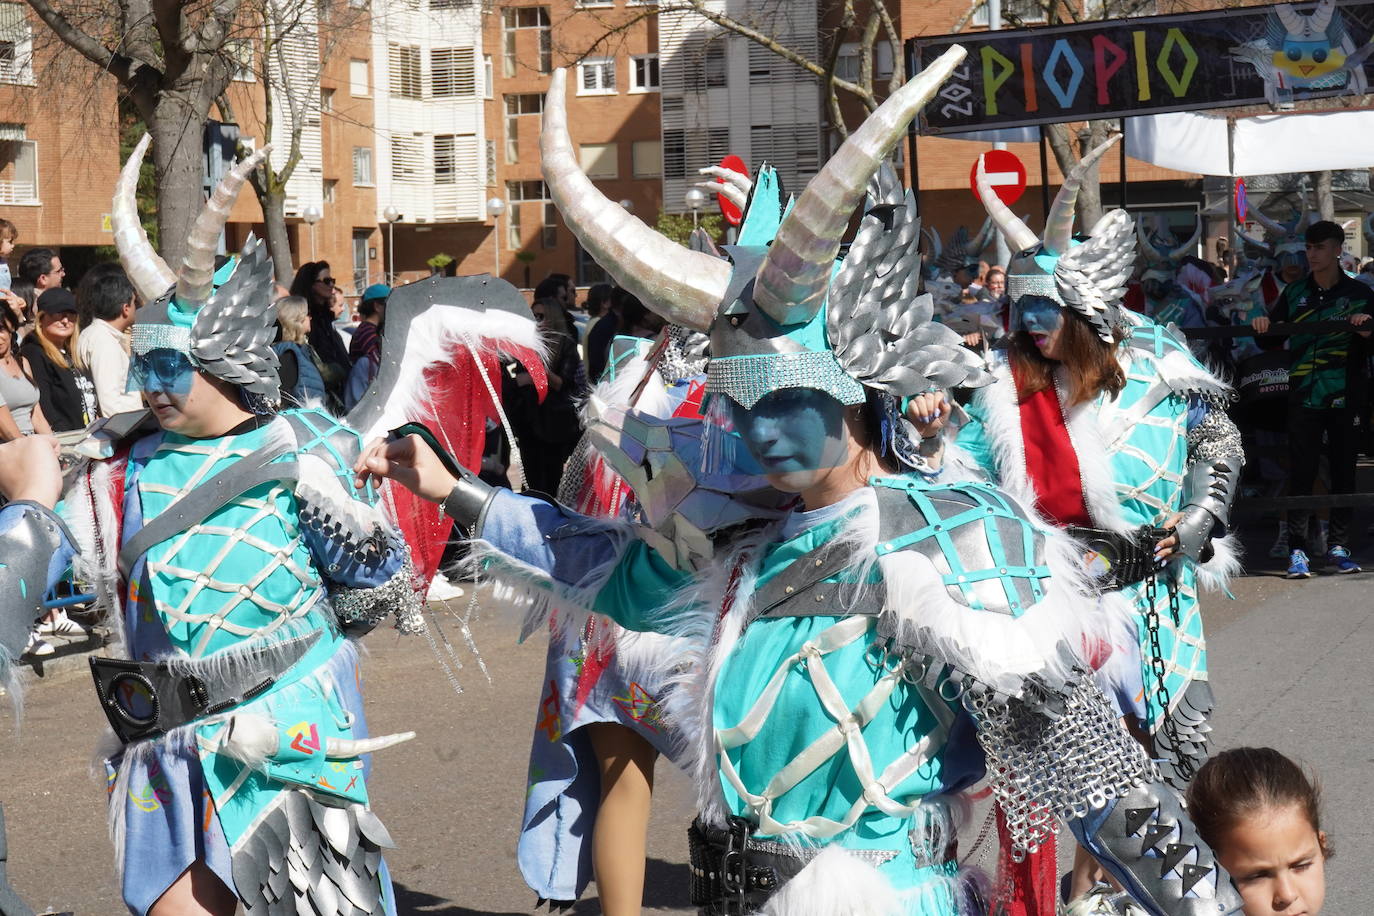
top-left (0, 502), bottom-right (72, 661)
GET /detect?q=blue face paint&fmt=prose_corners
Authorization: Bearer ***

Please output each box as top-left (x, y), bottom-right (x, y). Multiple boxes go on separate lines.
top-left (1015, 295), bottom-right (1065, 335)
top-left (730, 387), bottom-right (850, 474)
top-left (129, 348), bottom-right (196, 395)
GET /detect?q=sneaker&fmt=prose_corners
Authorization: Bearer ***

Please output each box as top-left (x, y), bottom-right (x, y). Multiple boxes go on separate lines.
top-left (36, 610), bottom-right (88, 639)
top-left (1286, 549), bottom-right (1312, 579)
top-left (1326, 545), bottom-right (1362, 574)
top-left (1268, 525), bottom-right (1290, 559)
top-left (23, 633), bottom-right (54, 657)
top-left (426, 574), bottom-right (465, 602)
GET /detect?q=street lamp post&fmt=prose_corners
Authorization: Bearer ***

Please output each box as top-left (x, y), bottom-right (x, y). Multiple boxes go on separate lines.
top-left (383, 205), bottom-right (402, 285)
top-left (302, 204), bottom-right (323, 261)
top-left (684, 187), bottom-right (707, 229)
top-left (486, 197), bottom-right (506, 279)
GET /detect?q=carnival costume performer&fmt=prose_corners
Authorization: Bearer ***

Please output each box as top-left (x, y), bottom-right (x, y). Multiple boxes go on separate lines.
top-left (0, 436), bottom-right (78, 915)
top-left (950, 136), bottom-right (1245, 793)
top-left (1135, 218), bottom-right (1208, 342)
top-left (62, 136), bottom-right (547, 916)
top-left (358, 51), bottom-right (1242, 916)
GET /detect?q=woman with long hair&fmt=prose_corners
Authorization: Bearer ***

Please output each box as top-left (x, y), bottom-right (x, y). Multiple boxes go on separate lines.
top-left (288, 260), bottom-right (350, 407)
top-left (20, 287), bottom-right (94, 431)
top-left (0, 309), bottom-right (49, 440)
top-left (947, 139), bottom-right (1246, 907)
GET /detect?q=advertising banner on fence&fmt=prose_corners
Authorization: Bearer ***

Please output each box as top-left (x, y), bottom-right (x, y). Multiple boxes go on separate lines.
top-left (912, 0), bottom-right (1374, 135)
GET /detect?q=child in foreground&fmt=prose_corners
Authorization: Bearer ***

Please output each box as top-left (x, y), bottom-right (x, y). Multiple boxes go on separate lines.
top-left (1187, 747), bottom-right (1330, 916)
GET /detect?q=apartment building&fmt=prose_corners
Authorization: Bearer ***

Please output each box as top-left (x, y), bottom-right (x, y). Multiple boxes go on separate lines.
top-left (0, 3), bottom-right (120, 265)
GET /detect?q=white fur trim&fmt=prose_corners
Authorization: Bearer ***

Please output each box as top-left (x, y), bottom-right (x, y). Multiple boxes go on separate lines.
top-left (357, 305), bottom-right (546, 442)
top-left (757, 846), bottom-right (905, 916)
top-left (1195, 534), bottom-right (1242, 593)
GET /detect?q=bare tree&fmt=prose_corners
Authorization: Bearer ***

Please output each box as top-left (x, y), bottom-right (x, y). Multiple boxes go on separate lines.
top-left (215, 0), bottom-right (362, 282)
top-left (23, 0), bottom-right (243, 267)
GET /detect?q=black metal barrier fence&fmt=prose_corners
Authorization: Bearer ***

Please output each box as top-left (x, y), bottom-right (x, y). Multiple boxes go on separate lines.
top-left (1180, 318), bottom-right (1371, 512)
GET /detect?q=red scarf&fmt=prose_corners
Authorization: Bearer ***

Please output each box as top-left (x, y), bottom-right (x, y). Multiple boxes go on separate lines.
top-left (1011, 365), bottom-right (1091, 528)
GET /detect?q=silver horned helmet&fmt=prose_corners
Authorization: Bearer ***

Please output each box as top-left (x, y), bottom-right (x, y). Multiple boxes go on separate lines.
top-left (976, 134), bottom-right (1135, 342)
top-left (113, 134), bottom-right (282, 407)
top-left (541, 46), bottom-right (987, 412)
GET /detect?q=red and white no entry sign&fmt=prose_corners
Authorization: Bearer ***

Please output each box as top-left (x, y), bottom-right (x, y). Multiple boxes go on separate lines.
top-left (971, 150), bottom-right (1027, 206)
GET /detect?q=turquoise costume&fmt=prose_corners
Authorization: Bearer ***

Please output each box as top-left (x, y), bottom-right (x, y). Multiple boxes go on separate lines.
top-left (93, 409), bottom-right (417, 913)
top-left (439, 54), bottom-right (1244, 916)
top-left (952, 316), bottom-right (1240, 784)
top-left (69, 135), bottom-right (427, 916)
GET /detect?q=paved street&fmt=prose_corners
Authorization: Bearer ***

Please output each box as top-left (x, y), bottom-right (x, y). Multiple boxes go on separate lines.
top-left (1, 537), bottom-right (1370, 914)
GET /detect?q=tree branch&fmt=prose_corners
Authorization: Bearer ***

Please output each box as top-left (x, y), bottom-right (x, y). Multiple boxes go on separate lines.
top-left (23, 0), bottom-right (131, 82)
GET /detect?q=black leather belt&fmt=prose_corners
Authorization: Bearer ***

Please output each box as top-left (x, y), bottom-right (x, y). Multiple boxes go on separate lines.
top-left (1068, 524), bottom-right (1172, 590)
top-left (687, 816), bottom-right (946, 914)
top-left (89, 631), bottom-right (320, 744)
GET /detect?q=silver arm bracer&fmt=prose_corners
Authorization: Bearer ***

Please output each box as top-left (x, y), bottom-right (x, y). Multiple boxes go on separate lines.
top-left (1174, 406), bottom-right (1244, 561)
top-left (966, 674), bottom-right (1241, 915)
top-left (440, 465), bottom-right (498, 539)
top-left (0, 502), bottom-right (73, 661)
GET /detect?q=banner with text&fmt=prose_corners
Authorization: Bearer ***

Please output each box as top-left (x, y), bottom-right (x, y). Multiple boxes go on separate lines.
top-left (912, 0), bottom-right (1374, 135)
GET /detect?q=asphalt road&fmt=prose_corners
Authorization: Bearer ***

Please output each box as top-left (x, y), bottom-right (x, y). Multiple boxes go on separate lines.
top-left (1, 543), bottom-right (1368, 914)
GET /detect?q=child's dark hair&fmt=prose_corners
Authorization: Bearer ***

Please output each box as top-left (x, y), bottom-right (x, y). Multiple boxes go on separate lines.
top-left (1186, 747), bottom-right (1331, 859)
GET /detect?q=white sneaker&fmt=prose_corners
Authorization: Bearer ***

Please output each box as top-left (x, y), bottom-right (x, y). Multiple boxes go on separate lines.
top-left (24, 633), bottom-right (54, 657)
top-left (426, 575), bottom-right (465, 602)
top-left (36, 610), bottom-right (88, 639)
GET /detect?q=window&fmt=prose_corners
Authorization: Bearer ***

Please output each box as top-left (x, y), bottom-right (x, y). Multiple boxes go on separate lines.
top-left (506, 180), bottom-right (548, 202)
top-left (579, 143), bottom-right (618, 179)
top-left (542, 202), bottom-right (557, 249)
top-left (0, 136), bottom-right (36, 204)
top-left (576, 242), bottom-right (609, 286)
top-left (972, 0), bottom-right (1047, 25)
top-left (0, 7), bottom-right (33, 86)
top-left (501, 6), bottom-right (550, 77)
top-left (353, 230), bottom-right (371, 293)
top-left (434, 135), bottom-right (456, 183)
top-left (391, 134), bottom-right (423, 182)
top-left (388, 44), bottom-right (422, 99)
top-left (430, 0), bottom-right (472, 7)
top-left (632, 140), bottom-right (661, 178)
top-left (349, 59), bottom-right (369, 96)
top-left (483, 55), bottom-right (493, 99)
top-left (837, 42), bottom-right (894, 83)
top-left (323, 178), bottom-right (337, 203)
top-left (320, 87), bottom-right (335, 112)
top-left (506, 203), bottom-right (521, 249)
top-left (662, 128), bottom-right (727, 181)
top-left (503, 93), bottom-right (543, 164)
top-left (630, 54), bottom-right (659, 92)
top-left (432, 47), bottom-right (476, 98)
top-left (226, 39), bottom-right (254, 82)
top-left (662, 129), bottom-right (685, 180)
top-left (352, 147), bottom-right (374, 186)
top-left (685, 42), bottom-right (727, 92)
top-left (577, 57), bottom-right (616, 95)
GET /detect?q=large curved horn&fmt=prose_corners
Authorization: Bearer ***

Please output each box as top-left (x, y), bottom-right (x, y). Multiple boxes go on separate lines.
top-left (922, 226), bottom-right (943, 262)
top-left (325, 731), bottom-right (416, 759)
top-left (541, 69), bottom-right (725, 332)
top-left (1169, 213), bottom-right (1203, 261)
top-left (1042, 133), bottom-right (1120, 257)
top-left (175, 143), bottom-right (273, 307)
top-left (1249, 204), bottom-right (1288, 238)
top-left (1308, 1), bottom-right (1334, 33)
top-left (751, 45), bottom-right (967, 326)
top-left (1235, 227), bottom-right (1274, 257)
top-left (975, 156), bottom-right (1039, 254)
top-left (112, 134), bottom-right (176, 304)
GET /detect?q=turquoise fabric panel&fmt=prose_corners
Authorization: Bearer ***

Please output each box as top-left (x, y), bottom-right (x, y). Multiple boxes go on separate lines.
top-left (137, 423), bottom-right (325, 657)
top-left (591, 540), bottom-right (692, 632)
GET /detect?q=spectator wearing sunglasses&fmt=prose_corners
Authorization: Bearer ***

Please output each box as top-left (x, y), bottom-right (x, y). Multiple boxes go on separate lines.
top-left (289, 260), bottom-right (350, 407)
top-left (20, 287), bottom-right (94, 431)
